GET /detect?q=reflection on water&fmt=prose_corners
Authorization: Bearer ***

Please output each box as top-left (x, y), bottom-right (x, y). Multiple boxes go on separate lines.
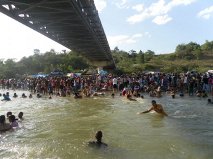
top-left (0, 91), bottom-right (213, 159)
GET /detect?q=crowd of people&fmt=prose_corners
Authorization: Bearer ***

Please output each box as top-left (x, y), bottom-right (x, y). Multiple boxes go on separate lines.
top-left (1, 71), bottom-right (213, 148)
top-left (0, 71), bottom-right (212, 100)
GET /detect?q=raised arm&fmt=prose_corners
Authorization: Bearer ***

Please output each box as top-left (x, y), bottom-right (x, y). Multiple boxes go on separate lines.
top-left (138, 107), bottom-right (153, 114)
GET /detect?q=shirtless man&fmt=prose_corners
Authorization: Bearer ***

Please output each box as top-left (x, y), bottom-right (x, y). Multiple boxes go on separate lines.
top-left (138, 100), bottom-right (168, 116)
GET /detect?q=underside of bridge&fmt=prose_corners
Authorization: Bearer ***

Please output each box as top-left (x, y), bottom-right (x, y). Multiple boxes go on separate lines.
top-left (0, 0), bottom-right (115, 68)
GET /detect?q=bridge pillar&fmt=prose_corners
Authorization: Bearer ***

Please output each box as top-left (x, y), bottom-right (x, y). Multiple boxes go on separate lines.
top-left (97, 66), bottom-right (103, 74)
top-left (91, 61), bottom-right (112, 74)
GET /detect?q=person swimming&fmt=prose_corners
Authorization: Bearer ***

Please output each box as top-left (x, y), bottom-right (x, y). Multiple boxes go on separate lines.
top-left (22, 93), bottom-right (27, 98)
top-left (29, 94), bottom-right (33, 98)
top-left (207, 98), bottom-right (213, 104)
top-left (74, 92), bottom-right (82, 99)
top-left (18, 112), bottom-right (24, 120)
top-left (127, 94), bottom-right (137, 101)
top-left (1, 94), bottom-right (11, 101)
top-left (138, 100), bottom-right (168, 116)
top-left (111, 93), bottom-right (115, 98)
top-left (6, 111), bottom-right (12, 118)
top-left (9, 115), bottom-right (18, 127)
top-left (13, 93), bottom-right (18, 98)
top-left (37, 93), bottom-right (42, 98)
top-left (88, 131), bottom-right (108, 148)
top-left (0, 115), bottom-right (12, 132)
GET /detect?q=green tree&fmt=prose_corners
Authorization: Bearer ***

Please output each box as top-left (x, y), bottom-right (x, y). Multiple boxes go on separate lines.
top-left (144, 50), bottom-right (155, 62)
top-left (137, 50), bottom-right (145, 63)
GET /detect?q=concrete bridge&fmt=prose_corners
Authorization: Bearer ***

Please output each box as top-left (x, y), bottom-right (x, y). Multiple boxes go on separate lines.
top-left (0, 0), bottom-right (115, 69)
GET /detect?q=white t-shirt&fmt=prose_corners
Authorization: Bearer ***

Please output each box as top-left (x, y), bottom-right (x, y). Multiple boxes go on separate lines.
top-left (113, 78), bottom-right (118, 85)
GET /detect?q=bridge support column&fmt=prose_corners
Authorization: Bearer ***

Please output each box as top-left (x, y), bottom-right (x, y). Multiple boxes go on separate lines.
top-left (97, 66), bottom-right (103, 74)
top-left (90, 61), bottom-right (110, 74)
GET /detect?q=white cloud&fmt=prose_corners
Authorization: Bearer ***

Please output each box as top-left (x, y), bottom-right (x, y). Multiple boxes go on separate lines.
top-left (132, 33), bottom-right (143, 38)
top-left (127, 0), bottom-right (196, 24)
top-left (132, 4), bottom-right (144, 12)
top-left (152, 14), bottom-right (172, 25)
top-left (108, 33), bottom-right (142, 48)
top-left (169, 0), bottom-right (197, 6)
top-left (94, 0), bottom-right (107, 12)
top-left (113, 0), bottom-right (130, 9)
top-left (107, 33), bottom-right (151, 48)
top-left (198, 5), bottom-right (213, 20)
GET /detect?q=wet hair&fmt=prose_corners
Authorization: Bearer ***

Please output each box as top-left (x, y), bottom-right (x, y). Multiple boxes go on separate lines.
top-left (18, 112), bottom-right (23, 119)
top-left (95, 131), bottom-right (103, 142)
top-left (0, 115), bottom-right (6, 124)
top-left (13, 93), bottom-right (18, 97)
top-left (22, 93), bottom-right (27, 97)
top-left (9, 115), bottom-right (16, 122)
top-left (37, 94), bottom-right (41, 98)
top-left (6, 111), bottom-right (12, 117)
top-left (152, 100), bottom-right (156, 104)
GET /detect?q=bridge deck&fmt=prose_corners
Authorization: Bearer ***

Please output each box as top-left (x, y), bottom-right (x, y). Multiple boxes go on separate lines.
top-left (0, 0), bottom-right (115, 67)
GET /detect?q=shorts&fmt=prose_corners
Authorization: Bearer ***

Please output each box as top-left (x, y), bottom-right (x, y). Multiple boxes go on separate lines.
top-left (113, 84), bottom-right (117, 89)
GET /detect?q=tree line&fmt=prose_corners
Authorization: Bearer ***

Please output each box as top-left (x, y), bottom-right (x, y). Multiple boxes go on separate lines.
top-left (0, 40), bottom-right (213, 78)
top-left (112, 40), bottom-right (213, 73)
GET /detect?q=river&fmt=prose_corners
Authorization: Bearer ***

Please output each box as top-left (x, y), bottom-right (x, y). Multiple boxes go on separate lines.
top-left (1, 91), bottom-right (213, 159)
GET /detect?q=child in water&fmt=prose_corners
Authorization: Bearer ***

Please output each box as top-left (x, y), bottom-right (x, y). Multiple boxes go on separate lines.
top-left (9, 115), bottom-right (18, 127)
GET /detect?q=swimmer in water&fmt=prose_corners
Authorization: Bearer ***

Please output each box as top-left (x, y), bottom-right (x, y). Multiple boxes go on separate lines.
top-left (29, 94), bottom-right (33, 98)
top-left (37, 93), bottom-right (42, 98)
top-left (88, 131), bottom-right (108, 148)
top-left (13, 93), bottom-right (18, 98)
top-left (6, 112), bottom-right (12, 118)
top-left (138, 100), bottom-right (168, 116)
top-left (1, 94), bottom-right (11, 101)
top-left (9, 115), bottom-right (18, 127)
top-left (111, 93), bottom-right (115, 98)
top-left (0, 115), bottom-right (12, 132)
top-left (22, 93), bottom-right (27, 98)
top-left (207, 98), bottom-right (213, 104)
top-left (18, 112), bottom-right (24, 120)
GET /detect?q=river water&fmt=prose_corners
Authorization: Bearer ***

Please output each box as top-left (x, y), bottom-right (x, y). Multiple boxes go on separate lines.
top-left (0, 91), bottom-right (213, 159)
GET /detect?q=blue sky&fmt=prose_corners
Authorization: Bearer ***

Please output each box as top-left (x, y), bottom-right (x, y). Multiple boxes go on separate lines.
top-left (0, 0), bottom-right (213, 60)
